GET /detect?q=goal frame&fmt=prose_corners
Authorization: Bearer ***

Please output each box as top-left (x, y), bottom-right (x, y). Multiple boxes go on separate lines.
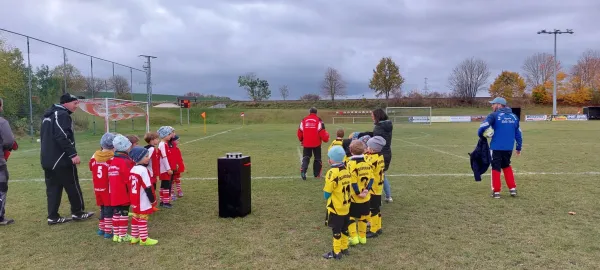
top-left (385, 106), bottom-right (432, 125)
top-left (79, 97), bottom-right (150, 133)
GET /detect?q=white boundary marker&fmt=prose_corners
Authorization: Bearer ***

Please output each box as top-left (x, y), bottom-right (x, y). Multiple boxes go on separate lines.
top-left (9, 171), bottom-right (600, 183)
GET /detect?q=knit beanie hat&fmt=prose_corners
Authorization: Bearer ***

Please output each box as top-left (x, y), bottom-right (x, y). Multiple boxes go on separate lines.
top-left (351, 132), bottom-right (360, 140)
top-left (129, 146), bottom-right (149, 163)
top-left (100, 133), bottom-right (115, 149)
top-left (60, 93), bottom-right (78, 104)
top-left (158, 126), bottom-right (174, 139)
top-left (113, 134), bottom-right (132, 152)
top-left (367, 136), bottom-right (386, 153)
top-left (328, 146), bottom-right (346, 163)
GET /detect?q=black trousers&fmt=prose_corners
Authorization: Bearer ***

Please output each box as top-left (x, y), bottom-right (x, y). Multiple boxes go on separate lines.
top-left (301, 146), bottom-right (323, 177)
top-left (491, 150), bottom-right (512, 171)
top-left (44, 165), bottom-right (85, 220)
top-left (0, 165), bottom-right (9, 221)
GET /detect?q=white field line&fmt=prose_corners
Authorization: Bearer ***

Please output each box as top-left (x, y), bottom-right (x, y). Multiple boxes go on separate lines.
top-left (403, 132), bottom-right (431, 140)
top-left (9, 171), bottom-right (600, 183)
top-left (393, 142), bottom-right (599, 148)
top-left (296, 146), bottom-right (303, 164)
top-left (393, 138), bottom-right (469, 160)
top-left (180, 127), bottom-right (242, 145)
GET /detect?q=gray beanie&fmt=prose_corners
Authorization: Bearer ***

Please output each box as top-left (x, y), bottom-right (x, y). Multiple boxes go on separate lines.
top-left (113, 134), bottom-right (132, 152)
top-left (366, 136), bottom-right (386, 153)
top-left (158, 126), bottom-right (174, 139)
top-left (129, 146), bottom-right (149, 163)
top-left (100, 133), bottom-right (115, 149)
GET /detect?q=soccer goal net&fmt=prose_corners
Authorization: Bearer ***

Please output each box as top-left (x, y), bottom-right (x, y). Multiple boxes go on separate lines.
top-left (78, 98), bottom-right (150, 133)
top-left (385, 107), bottom-right (432, 125)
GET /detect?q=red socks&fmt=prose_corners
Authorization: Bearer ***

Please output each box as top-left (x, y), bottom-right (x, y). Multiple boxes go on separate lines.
top-left (491, 170), bottom-right (501, 192)
top-left (492, 166), bottom-right (517, 192)
top-left (503, 166), bottom-right (516, 189)
top-left (160, 188), bottom-right (170, 204)
top-left (99, 219), bottom-right (105, 232)
top-left (131, 217), bottom-right (139, 239)
top-left (138, 218), bottom-right (148, 241)
top-left (104, 217), bottom-right (113, 234)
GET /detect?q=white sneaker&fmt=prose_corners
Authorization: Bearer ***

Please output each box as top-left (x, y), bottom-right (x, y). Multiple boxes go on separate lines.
top-left (385, 197), bottom-right (393, 203)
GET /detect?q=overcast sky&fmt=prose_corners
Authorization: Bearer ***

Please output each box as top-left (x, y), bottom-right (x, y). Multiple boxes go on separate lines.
top-left (1, 0), bottom-right (599, 100)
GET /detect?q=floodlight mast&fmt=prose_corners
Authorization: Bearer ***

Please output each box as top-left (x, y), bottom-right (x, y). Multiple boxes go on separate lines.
top-left (139, 55), bottom-right (157, 133)
top-left (537, 29), bottom-right (574, 115)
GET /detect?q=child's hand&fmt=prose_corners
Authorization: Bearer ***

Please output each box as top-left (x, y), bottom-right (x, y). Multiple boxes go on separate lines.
top-left (168, 170), bottom-right (173, 175)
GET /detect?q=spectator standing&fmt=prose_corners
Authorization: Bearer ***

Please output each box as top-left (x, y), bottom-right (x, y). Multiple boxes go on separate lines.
top-left (0, 98), bottom-right (16, 225)
top-left (40, 93), bottom-right (94, 225)
top-left (297, 107), bottom-right (330, 180)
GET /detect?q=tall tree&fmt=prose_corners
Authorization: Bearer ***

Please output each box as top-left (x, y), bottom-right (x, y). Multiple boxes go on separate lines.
top-left (85, 77), bottom-right (108, 98)
top-left (34, 64), bottom-right (62, 112)
top-left (0, 38), bottom-right (28, 121)
top-left (238, 72), bottom-right (271, 101)
top-left (108, 75), bottom-right (131, 100)
top-left (321, 67), bottom-right (346, 101)
top-left (571, 49), bottom-right (600, 92)
top-left (279, 85), bottom-right (289, 100)
top-left (51, 63), bottom-right (87, 94)
top-left (369, 57), bottom-right (405, 100)
top-left (447, 57), bottom-right (490, 100)
top-left (522, 52), bottom-right (561, 90)
top-left (488, 71), bottom-right (526, 101)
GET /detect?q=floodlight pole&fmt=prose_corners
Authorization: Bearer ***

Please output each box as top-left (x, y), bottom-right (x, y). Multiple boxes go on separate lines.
top-left (537, 29), bottom-right (574, 115)
top-left (139, 55), bottom-right (156, 133)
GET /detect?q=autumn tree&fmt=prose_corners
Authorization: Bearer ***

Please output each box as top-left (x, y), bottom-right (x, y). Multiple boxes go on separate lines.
top-left (447, 57), bottom-right (490, 100)
top-left (522, 52), bottom-right (561, 90)
top-left (369, 57), bottom-right (404, 100)
top-left (51, 63), bottom-right (87, 94)
top-left (321, 67), bottom-right (346, 102)
top-left (108, 75), bottom-right (132, 100)
top-left (571, 49), bottom-right (600, 92)
top-left (488, 71), bottom-right (526, 102)
top-left (238, 72), bottom-right (270, 101)
top-left (279, 85), bottom-right (289, 100)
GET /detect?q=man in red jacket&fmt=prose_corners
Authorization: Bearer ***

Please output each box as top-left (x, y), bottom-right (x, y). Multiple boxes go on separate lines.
top-left (297, 107), bottom-right (330, 180)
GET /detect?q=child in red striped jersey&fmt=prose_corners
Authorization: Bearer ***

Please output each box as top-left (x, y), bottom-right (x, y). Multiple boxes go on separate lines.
top-left (143, 132), bottom-right (161, 211)
top-left (170, 135), bottom-right (185, 200)
top-left (157, 126), bottom-right (175, 208)
top-left (109, 135), bottom-right (135, 243)
top-left (128, 146), bottom-right (158, 246)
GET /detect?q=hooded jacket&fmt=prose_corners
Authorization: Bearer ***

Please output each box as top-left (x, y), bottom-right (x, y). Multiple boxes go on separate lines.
top-left (469, 137), bottom-right (491, 181)
top-left (297, 113), bottom-right (330, 148)
top-left (477, 107), bottom-right (523, 151)
top-left (40, 104), bottom-right (78, 170)
top-left (358, 120), bottom-right (393, 171)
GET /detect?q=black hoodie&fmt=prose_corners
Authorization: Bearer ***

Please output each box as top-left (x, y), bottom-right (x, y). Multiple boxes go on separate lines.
top-left (358, 120), bottom-right (393, 171)
top-left (40, 104), bottom-right (78, 170)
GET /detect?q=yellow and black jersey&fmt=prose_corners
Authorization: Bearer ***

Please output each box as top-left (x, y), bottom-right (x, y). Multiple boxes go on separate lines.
top-left (346, 155), bottom-right (374, 204)
top-left (365, 153), bottom-right (385, 195)
top-left (328, 139), bottom-right (343, 152)
top-left (323, 165), bottom-right (352, 215)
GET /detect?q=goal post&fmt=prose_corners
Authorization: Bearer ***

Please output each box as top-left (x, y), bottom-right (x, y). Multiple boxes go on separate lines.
top-left (332, 116), bottom-right (373, 125)
top-left (78, 98), bottom-right (150, 133)
top-left (385, 107), bottom-right (432, 125)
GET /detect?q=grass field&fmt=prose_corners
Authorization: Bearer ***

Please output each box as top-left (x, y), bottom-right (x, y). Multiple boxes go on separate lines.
top-left (2, 120), bottom-right (600, 269)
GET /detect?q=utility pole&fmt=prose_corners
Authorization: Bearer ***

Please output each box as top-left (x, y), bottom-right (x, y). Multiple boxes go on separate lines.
top-left (537, 29), bottom-right (574, 115)
top-left (140, 55), bottom-right (156, 133)
top-left (423, 77), bottom-right (429, 95)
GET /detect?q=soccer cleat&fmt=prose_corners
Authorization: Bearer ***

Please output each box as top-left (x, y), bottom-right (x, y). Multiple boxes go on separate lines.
top-left (385, 197), bottom-right (393, 203)
top-left (366, 231), bottom-right (378, 239)
top-left (152, 206), bottom-right (161, 212)
top-left (341, 249), bottom-right (350, 256)
top-left (376, 229), bottom-right (383, 235)
top-left (130, 237), bottom-right (140, 245)
top-left (178, 192), bottom-right (184, 198)
top-left (509, 188), bottom-right (517, 197)
top-left (112, 235), bottom-right (121, 243)
top-left (48, 217), bottom-right (72, 225)
top-left (0, 218), bottom-right (14, 226)
top-left (72, 212), bottom-right (94, 221)
top-left (122, 234), bottom-right (132, 242)
top-left (358, 237), bottom-right (367, 244)
top-left (349, 237), bottom-right (359, 246)
top-left (160, 203), bottom-right (173, 209)
top-left (104, 233), bottom-right (114, 239)
top-left (492, 192), bottom-right (501, 199)
top-left (322, 251), bottom-right (342, 260)
top-left (139, 238), bottom-right (158, 246)
top-left (300, 171), bottom-right (307, 181)
top-left (97, 229), bottom-right (105, 236)
top-left (171, 195), bottom-right (177, 201)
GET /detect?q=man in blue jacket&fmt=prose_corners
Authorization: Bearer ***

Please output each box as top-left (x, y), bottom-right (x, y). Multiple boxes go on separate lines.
top-left (477, 97), bottom-right (523, 199)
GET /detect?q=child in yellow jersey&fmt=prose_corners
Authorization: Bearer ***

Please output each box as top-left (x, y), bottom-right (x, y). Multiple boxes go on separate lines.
top-left (365, 136), bottom-right (386, 238)
top-left (322, 146), bottom-right (352, 260)
top-left (345, 140), bottom-right (374, 246)
top-left (328, 128), bottom-right (345, 152)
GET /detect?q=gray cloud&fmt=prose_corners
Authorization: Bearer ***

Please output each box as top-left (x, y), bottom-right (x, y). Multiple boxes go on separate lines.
top-left (1, 0), bottom-right (598, 100)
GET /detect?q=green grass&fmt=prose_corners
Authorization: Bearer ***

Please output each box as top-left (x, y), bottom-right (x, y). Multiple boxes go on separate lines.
top-left (2, 121), bottom-right (600, 269)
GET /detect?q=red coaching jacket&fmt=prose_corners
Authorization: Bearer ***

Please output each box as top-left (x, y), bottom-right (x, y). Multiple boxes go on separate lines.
top-left (297, 113), bottom-right (330, 148)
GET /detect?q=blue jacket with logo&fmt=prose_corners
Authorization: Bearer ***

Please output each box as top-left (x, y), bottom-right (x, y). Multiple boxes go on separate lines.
top-left (477, 107), bottom-right (523, 151)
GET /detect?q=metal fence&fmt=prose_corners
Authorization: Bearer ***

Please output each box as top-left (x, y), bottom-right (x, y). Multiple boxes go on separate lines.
top-left (0, 28), bottom-right (155, 139)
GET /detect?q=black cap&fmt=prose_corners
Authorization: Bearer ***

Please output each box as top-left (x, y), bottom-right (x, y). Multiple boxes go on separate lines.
top-left (309, 107), bottom-right (317, 114)
top-left (60, 93), bottom-right (79, 104)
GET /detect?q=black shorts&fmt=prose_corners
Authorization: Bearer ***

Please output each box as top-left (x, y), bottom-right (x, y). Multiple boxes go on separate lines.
top-left (491, 150), bottom-right (512, 171)
top-left (349, 202), bottom-right (370, 218)
top-left (328, 212), bottom-right (350, 232)
top-left (370, 195), bottom-right (381, 209)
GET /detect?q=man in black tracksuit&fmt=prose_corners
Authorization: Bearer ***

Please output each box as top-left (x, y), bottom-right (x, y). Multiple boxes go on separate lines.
top-left (40, 93), bottom-right (94, 225)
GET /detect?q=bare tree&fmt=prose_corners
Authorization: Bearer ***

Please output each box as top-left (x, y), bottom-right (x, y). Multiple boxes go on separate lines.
top-left (522, 52), bottom-right (561, 90)
top-left (108, 75), bottom-right (132, 99)
top-left (184, 91), bottom-right (203, 97)
top-left (321, 67), bottom-right (346, 101)
top-left (85, 77), bottom-right (108, 98)
top-left (279, 85), bottom-right (289, 100)
top-left (447, 57), bottom-right (490, 100)
top-left (571, 49), bottom-right (600, 91)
